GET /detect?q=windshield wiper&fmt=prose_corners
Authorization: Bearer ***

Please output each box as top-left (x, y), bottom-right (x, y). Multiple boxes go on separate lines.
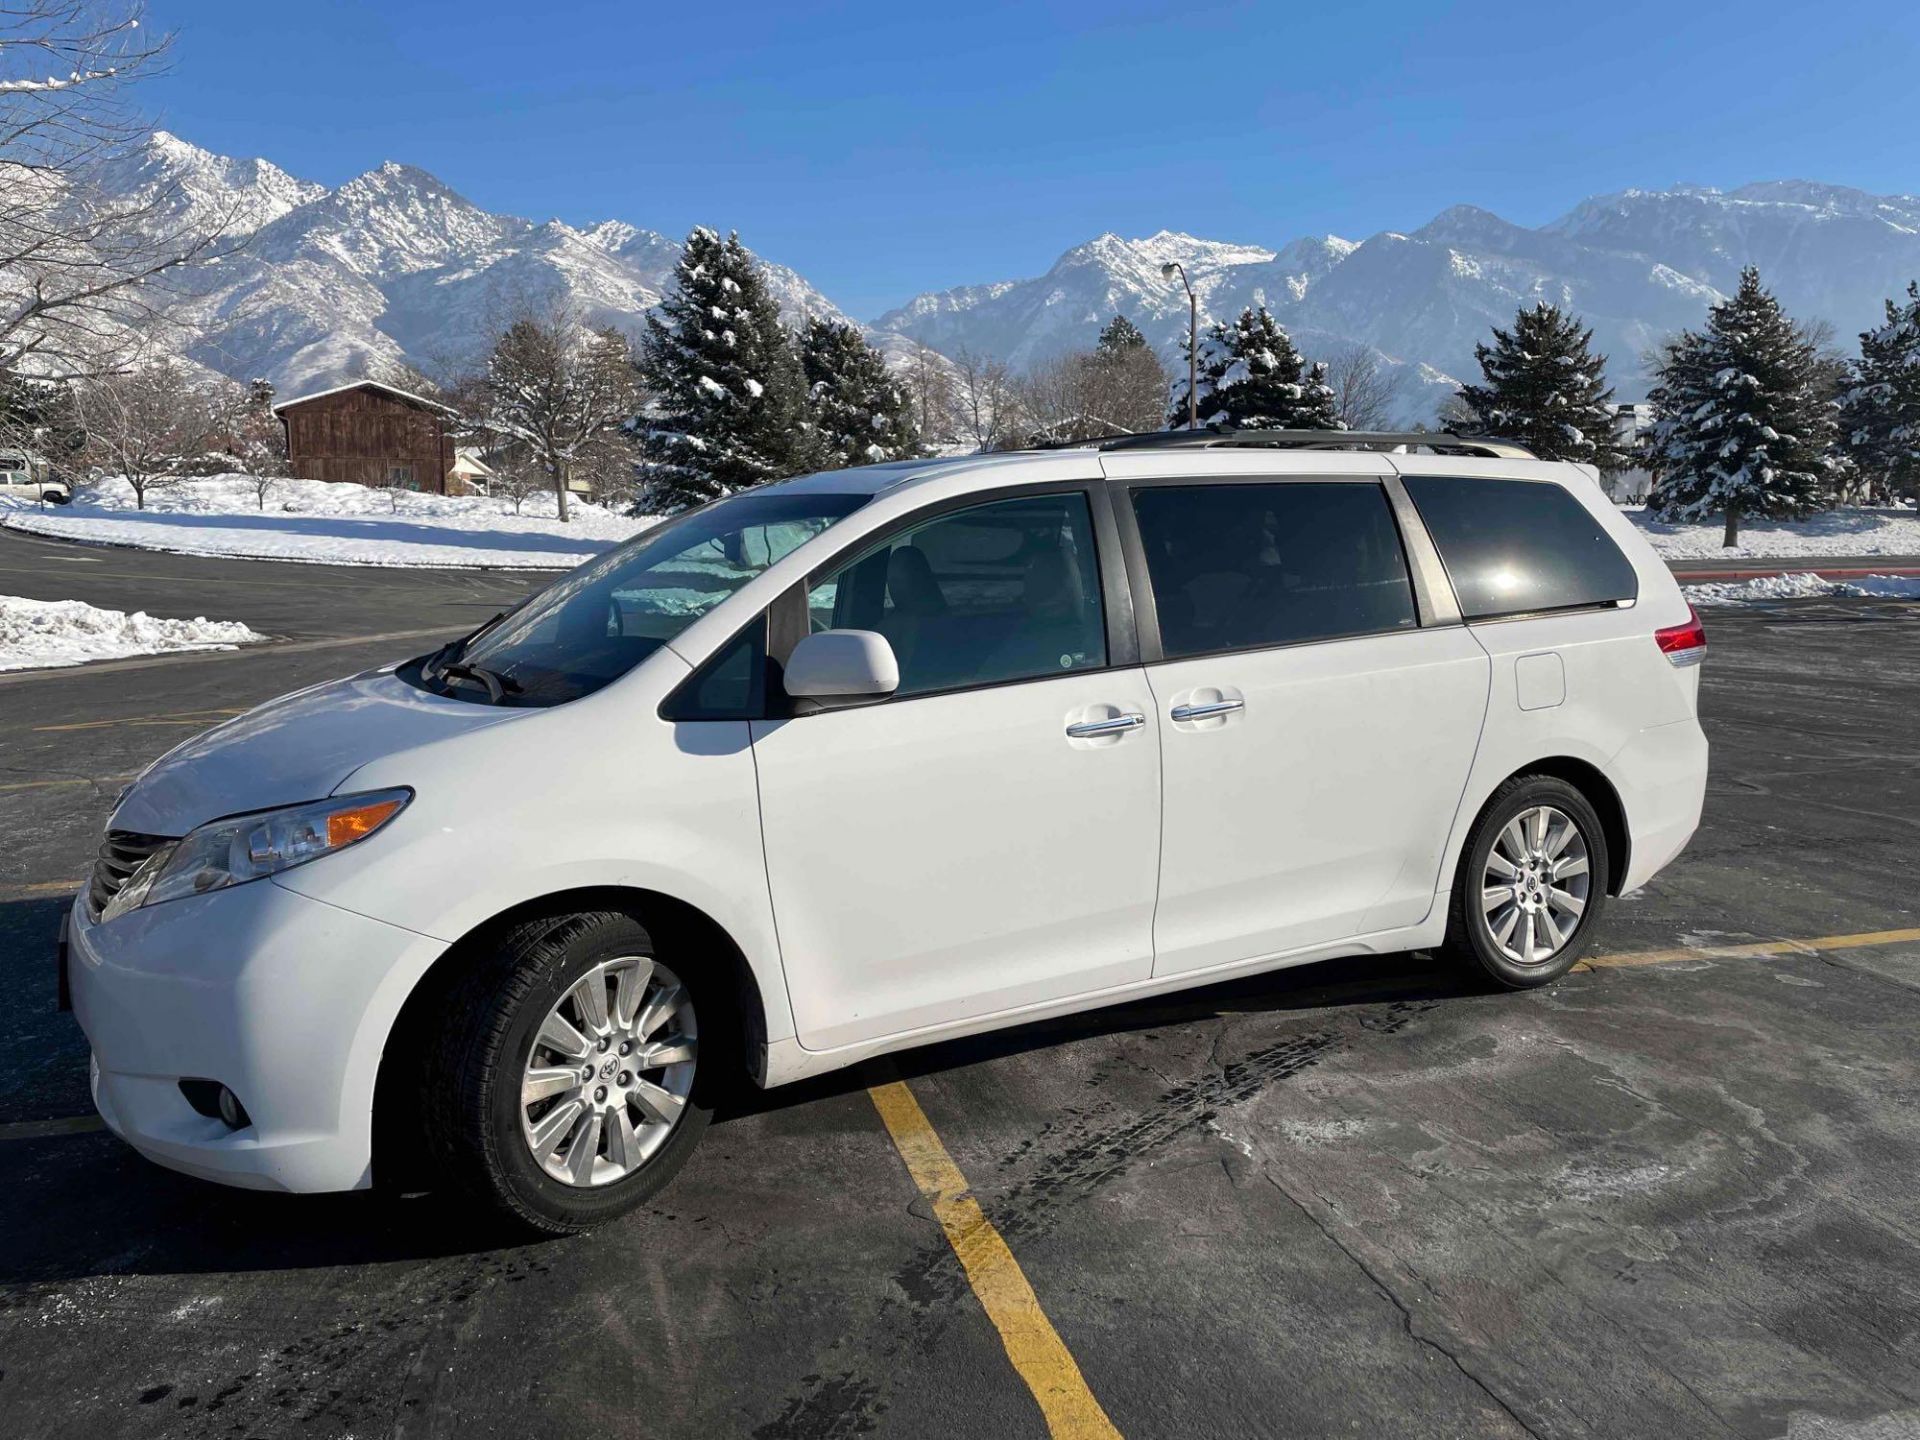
top-left (437, 661), bottom-right (521, 704)
top-left (422, 609), bottom-right (510, 684)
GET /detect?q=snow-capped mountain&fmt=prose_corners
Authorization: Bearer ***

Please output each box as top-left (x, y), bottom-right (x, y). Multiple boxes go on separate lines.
top-left (78, 134), bottom-right (858, 395)
top-left (56, 133), bottom-right (1920, 425)
top-left (875, 184), bottom-right (1920, 419)
top-left (91, 131), bottom-right (327, 239)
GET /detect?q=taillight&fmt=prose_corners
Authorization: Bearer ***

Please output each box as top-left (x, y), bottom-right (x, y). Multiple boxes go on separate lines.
top-left (1655, 605), bottom-right (1706, 667)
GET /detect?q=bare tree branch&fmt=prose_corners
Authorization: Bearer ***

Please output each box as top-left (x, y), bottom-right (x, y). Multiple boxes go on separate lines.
top-left (950, 347), bottom-right (1021, 452)
top-left (1, 2), bottom-right (249, 381)
top-left (70, 345), bottom-right (221, 507)
top-left (471, 297), bottom-right (643, 522)
top-left (1321, 342), bottom-right (1407, 431)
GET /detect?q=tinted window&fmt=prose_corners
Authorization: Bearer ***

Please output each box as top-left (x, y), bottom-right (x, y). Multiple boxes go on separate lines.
top-left (1131, 483), bottom-right (1417, 658)
top-left (810, 493), bottom-right (1106, 698)
top-left (1403, 476), bottom-right (1638, 620)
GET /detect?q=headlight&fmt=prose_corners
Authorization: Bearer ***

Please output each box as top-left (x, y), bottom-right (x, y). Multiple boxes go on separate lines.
top-left (101, 788), bottom-right (411, 923)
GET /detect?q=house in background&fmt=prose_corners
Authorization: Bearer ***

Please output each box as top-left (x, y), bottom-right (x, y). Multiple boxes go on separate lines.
top-left (272, 380), bottom-right (460, 493)
top-left (448, 445), bottom-right (496, 495)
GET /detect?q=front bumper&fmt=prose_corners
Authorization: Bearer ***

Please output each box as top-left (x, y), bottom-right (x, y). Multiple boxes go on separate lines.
top-left (68, 878), bottom-right (446, 1193)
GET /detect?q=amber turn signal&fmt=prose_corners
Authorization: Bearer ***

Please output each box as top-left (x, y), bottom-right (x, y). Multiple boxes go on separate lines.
top-left (327, 797), bottom-right (406, 847)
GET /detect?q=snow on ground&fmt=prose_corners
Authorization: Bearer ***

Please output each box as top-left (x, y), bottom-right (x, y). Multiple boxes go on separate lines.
top-left (1631, 508), bottom-right (1920, 559)
top-left (0, 475), bottom-right (655, 570)
top-left (1683, 573), bottom-right (1920, 607)
top-left (0, 595), bottom-right (264, 672)
top-left (6, 477), bottom-right (1916, 571)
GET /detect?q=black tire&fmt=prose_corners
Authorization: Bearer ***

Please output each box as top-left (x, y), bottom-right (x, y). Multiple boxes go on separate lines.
top-left (424, 910), bottom-right (720, 1235)
top-left (1442, 775), bottom-right (1610, 989)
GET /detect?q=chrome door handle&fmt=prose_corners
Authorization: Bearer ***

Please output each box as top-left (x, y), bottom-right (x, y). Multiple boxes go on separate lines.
top-left (1170, 699), bottom-right (1244, 722)
top-left (1065, 713), bottom-right (1146, 738)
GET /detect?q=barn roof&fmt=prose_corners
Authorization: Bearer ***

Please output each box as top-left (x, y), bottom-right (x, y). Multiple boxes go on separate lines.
top-left (270, 378), bottom-right (458, 418)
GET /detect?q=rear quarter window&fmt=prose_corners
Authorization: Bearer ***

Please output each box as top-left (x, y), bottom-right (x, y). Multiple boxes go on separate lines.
top-left (1402, 475), bottom-right (1638, 620)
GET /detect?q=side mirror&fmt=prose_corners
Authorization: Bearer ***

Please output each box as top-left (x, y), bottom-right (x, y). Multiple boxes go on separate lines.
top-left (783, 630), bottom-right (899, 707)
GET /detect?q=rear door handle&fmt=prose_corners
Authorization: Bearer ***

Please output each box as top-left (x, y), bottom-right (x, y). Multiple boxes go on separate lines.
top-left (1065, 713), bottom-right (1146, 738)
top-left (1170, 699), bottom-right (1244, 722)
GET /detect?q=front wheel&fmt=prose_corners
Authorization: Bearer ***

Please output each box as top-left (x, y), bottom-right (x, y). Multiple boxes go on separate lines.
top-left (424, 911), bottom-right (716, 1234)
top-left (1443, 776), bottom-right (1610, 988)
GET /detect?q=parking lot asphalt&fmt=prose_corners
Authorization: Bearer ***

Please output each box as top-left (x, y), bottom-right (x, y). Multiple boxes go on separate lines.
top-left (3, 531), bottom-right (1920, 1439)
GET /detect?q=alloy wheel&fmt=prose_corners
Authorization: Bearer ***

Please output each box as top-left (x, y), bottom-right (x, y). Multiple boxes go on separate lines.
top-left (519, 956), bottom-right (698, 1187)
top-left (1479, 805), bottom-right (1590, 966)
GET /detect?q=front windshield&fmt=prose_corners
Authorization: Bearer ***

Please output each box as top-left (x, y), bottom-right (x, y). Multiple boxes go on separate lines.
top-left (438, 490), bottom-right (868, 706)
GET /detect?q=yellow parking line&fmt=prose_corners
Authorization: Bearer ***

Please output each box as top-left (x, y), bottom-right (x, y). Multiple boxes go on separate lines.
top-left (0, 774), bottom-right (133, 792)
top-left (868, 1078), bottom-right (1122, 1440)
top-left (35, 708), bottom-right (245, 733)
top-left (0, 879), bottom-right (83, 898)
top-left (0, 1115), bottom-right (105, 1142)
top-left (1576, 926), bottom-right (1920, 971)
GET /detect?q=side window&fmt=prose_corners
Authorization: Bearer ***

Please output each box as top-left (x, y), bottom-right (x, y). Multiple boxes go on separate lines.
top-left (659, 617), bottom-right (766, 721)
top-left (808, 492), bottom-right (1107, 698)
top-left (1403, 476), bottom-right (1638, 620)
top-left (1131, 482), bottom-right (1418, 659)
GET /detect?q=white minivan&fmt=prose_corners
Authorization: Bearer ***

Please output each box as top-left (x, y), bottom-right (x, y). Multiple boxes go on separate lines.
top-left (65, 430), bottom-right (1709, 1232)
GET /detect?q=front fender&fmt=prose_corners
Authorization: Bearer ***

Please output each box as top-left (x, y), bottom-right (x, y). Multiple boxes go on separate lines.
top-left (275, 659), bottom-right (793, 1046)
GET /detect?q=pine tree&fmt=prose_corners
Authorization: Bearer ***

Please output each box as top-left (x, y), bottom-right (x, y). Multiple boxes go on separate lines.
top-left (1181, 307), bottom-right (1340, 431)
top-left (1457, 302), bottom-right (1630, 469)
top-left (800, 318), bottom-right (920, 467)
top-left (1166, 321), bottom-right (1228, 429)
top-left (1646, 267), bottom-right (1836, 546)
top-left (1297, 360), bottom-right (1340, 431)
top-left (1095, 313), bottom-right (1149, 356)
top-left (0, 369), bottom-right (81, 468)
top-left (1083, 314), bottom-right (1170, 434)
top-left (636, 228), bottom-right (821, 510)
top-left (1838, 281), bottom-right (1920, 504)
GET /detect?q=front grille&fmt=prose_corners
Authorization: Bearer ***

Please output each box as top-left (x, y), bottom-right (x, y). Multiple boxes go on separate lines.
top-left (89, 830), bottom-right (173, 920)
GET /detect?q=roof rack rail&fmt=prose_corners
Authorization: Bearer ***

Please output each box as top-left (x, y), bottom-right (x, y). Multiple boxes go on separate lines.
top-left (1036, 425), bottom-right (1536, 460)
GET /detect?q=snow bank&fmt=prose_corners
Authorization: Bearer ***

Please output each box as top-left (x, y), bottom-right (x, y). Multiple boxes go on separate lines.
top-left (1684, 572), bottom-right (1920, 607)
top-left (0, 595), bottom-right (264, 672)
top-left (0, 475), bottom-right (656, 570)
top-left (1632, 508), bottom-right (1920, 559)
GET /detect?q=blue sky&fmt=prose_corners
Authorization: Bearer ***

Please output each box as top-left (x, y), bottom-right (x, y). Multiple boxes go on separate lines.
top-left (148, 0), bottom-right (1918, 318)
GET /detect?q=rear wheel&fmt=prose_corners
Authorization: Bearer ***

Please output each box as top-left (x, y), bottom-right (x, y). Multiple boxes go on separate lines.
top-left (424, 910), bottom-right (717, 1234)
top-left (1444, 776), bottom-right (1610, 988)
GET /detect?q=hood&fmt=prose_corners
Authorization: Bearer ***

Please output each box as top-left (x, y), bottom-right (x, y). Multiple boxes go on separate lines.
top-left (111, 668), bottom-right (525, 836)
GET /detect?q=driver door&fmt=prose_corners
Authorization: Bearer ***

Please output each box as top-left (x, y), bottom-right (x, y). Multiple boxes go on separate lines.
top-left (749, 488), bottom-right (1161, 1052)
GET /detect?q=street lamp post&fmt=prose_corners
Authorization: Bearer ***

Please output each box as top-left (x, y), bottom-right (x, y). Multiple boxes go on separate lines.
top-left (1162, 260), bottom-right (1198, 430)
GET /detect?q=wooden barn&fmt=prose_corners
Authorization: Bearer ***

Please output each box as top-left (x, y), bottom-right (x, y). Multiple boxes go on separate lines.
top-left (272, 380), bottom-right (460, 492)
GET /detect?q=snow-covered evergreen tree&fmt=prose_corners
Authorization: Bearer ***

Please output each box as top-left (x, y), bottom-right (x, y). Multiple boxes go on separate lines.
top-left (1646, 267), bottom-right (1836, 546)
top-left (636, 228), bottom-right (820, 510)
top-left (1295, 360), bottom-right (1340, 431)
top-left (800, 317), bottom-right (920, 467)
top-left (1165, 321), bottom-right (1227, 429)
top-left (1838, 281), bottom-right (1920, 504)
top-left (1176, 307), bottom-right (1339, 431)
top-left (1457, 302), bottom-right (1630, 468)
top-left (1095, 313), bottom-right (1149, 357)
